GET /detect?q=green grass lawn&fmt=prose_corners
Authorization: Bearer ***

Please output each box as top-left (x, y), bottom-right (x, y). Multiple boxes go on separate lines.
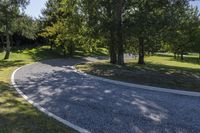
top-left (76, 54), bottom-right (200, 92)
top-left (0, 46), bottom-right (76, 133)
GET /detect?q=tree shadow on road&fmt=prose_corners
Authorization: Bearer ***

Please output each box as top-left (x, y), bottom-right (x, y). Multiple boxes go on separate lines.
top-left (0, 81), bottom-right (76, 133)
top-left (14, 67), bottom-right (200, 133)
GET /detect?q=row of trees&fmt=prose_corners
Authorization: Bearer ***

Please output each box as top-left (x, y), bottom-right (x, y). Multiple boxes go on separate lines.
top-left (40, 0), bottom-right (200, 65)
top-left (1, 0), bottom-right (200, 65)
top-left (0, 0), bottom-right (38, 59)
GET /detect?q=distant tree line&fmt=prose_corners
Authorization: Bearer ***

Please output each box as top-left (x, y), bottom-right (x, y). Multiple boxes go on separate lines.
top-left (0, 0), bottom-right (39, 59)
top-left (40, 0), bottom-right (200, 65)
top-left (1, 0), bottom-right (200, 64)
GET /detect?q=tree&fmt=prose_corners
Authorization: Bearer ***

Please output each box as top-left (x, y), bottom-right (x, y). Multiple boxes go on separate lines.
top-left (191, 19), bottom-right (200, 59)
top-left (124, 0), bottom-right (170, 64)
top-left (164, 3), bottom-right (200, 60)
top-left (40, 0), bottom-right (60, 50)
top-left (0, 0), bottom-right (30, 59)
top-left (40, 0), bottom-right (83, 57)
top-left (40, 0), bottom-right (198, 65)
top-left (81, 0), bottom-right (126, 64)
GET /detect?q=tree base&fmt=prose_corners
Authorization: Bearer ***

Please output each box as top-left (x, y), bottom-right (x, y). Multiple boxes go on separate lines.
top-left (4, 51), bottom-right (10, 60)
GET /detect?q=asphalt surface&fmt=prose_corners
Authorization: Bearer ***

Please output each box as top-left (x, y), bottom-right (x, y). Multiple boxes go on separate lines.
top-left (14, 59), bottom-right (200, 133)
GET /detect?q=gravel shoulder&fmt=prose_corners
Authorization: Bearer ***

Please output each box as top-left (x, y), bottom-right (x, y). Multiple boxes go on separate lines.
top-left (13, 59), bottom-right (200, 133)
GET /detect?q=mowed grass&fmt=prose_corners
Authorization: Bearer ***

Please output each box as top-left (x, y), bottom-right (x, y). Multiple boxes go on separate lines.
top-left (76, 54), bottom-right (200, 92)
top-left (0, 46), bottom-right (76, 133)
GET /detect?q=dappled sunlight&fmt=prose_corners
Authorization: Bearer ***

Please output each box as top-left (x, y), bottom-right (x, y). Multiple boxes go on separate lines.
top-left (78, 56), bottom-right (200, 92)
top-left (0, 80), bottom-right (76, 133)
top-left (0, 49), bottom-right (78, 133)
top-left (131, 98), bottom-right (168, 122)
top-left (0, 82), bottom-right (37, 114)
top-left (13, 61), bottom-right (180, 132)
top-left (25, 46), bottom-right (63, 61)
top-left (12, 59), bottom-right (200, 132)
top-left (104, 90), bottom-right (112, 94)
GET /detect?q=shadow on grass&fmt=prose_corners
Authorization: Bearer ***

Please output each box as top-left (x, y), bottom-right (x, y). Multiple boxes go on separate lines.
top-left (0, 60), bottom-right (26, 73)
top-left (0, 81), bottom-right (76, 133)
top-left (75, 48), bottom-right (109, 57)
top-left (77, 61), bottom-right (200, 92)
top-left (25, 47), bottom-right (64, 62)
top-left (129, 61), bottom-right (200, 73)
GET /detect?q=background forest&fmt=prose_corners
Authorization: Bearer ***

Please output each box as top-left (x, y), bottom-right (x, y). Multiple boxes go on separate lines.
top-left (0, 0), bottom-right (200, 65)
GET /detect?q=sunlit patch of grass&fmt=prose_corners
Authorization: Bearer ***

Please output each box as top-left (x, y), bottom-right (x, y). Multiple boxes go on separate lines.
top-left (0, 46), bottom-right (76, 133)
top-left (76, 55), bottom-right (200, 92)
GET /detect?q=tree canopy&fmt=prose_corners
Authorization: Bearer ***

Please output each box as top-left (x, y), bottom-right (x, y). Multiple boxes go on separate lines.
top-left (1, 0), bottom-right (200, 63)
top-left (0, 0), bottom-right (33, 59)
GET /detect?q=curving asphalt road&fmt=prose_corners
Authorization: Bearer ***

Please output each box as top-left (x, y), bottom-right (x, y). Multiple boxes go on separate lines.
top-left (13, 59), bottom-right (200, 133)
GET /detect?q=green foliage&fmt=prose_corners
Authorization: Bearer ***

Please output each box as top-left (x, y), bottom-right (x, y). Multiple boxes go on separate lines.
top-left (40, 0), bottom-right (84, 56)
top-left (0, 0), bottom-right (39, 59)
top-left (14, 15), bottom-right (39, 40)
top-left (164, 5), bottom-right (200, 58)
top-left (0, 0), bottom-right (30, 34)
top-left (40, 0), bottom-right (200, 63)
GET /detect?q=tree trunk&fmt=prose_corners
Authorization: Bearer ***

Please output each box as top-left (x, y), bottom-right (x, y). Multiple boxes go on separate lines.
top-left (109, 28), bottom-right (117, 64)
top-left (4, 11), bottom-right (11, 60)
top-left (138, 37), bottom-right (145, 65)
top-left (4, 33), bottom-right (11, 60)
top-left (199, 52), bottom-right (200, 60)
top-left (174, 52), bottom-right (176, 59)
top-left (0, 35), bottom-right (3, 49)
top-left (116, 25), bottom-right (124, 65)
top-left (68, 43), bottom-right (75, 57)
top-left (117, 41), bottom-right (124, 65)
top-left (62, 44), bottom-right (67, 57)
top-left (114, 0), bottom-right (124, 65)
top-left (50, 43), bottom-right (53, 51)
top-left (181, 51), bottom-right (184, 60)
top-left (109, 42), bottom-right (117, 64)
top-left (107, 2), bottom-right (117, 64)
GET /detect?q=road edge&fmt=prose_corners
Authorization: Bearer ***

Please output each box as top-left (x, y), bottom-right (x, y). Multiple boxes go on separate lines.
top-left (11, 65), bottom-right (91, 133)
top-left (73, 66), bottom-right (200, 97)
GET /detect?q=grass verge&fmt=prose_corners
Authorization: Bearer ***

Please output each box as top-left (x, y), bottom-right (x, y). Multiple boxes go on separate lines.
top-left (76, 55), bottom-right (200, 92)
top-left (0, 46), bottom-right (76, 133)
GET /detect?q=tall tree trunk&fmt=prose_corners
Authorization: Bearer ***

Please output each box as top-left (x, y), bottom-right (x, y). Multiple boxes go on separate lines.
top-left (174, 52), bottom-right (176, 59)
top-left (109, 45), bottom-right (117, 64)
top-left (68, 43), bottom-right (75, 57)
top-left (4, 10), bottom-right (11, 60)
top-left (114, 0), bottom-right (124, 65)
top-left (62, 44), bottom-right (67, 57)
top-left (107, 1), bottom-right (117, 64)
top-left (138, 37), bottom-right (145, 65)
top-left (50, 43), bottom-right (53, 51)
top-left (181, 51), bottom-right (184, 60)
top-left (199, 52), bottom-right (200, 60)
top-left (116, 20), bottom-right (124, 65)
top-left (0, 35), bottom-right (3, 50)
top-left (117, 39), bottom-right (124, 65)
top-left (109, 33), bottom-right (117, 64)
top-left (4, 33), bottom-right (10, 60)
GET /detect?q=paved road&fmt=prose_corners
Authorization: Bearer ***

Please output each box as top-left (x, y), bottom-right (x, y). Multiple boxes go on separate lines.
top-left (14, 59), bottom-right (200, 133)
